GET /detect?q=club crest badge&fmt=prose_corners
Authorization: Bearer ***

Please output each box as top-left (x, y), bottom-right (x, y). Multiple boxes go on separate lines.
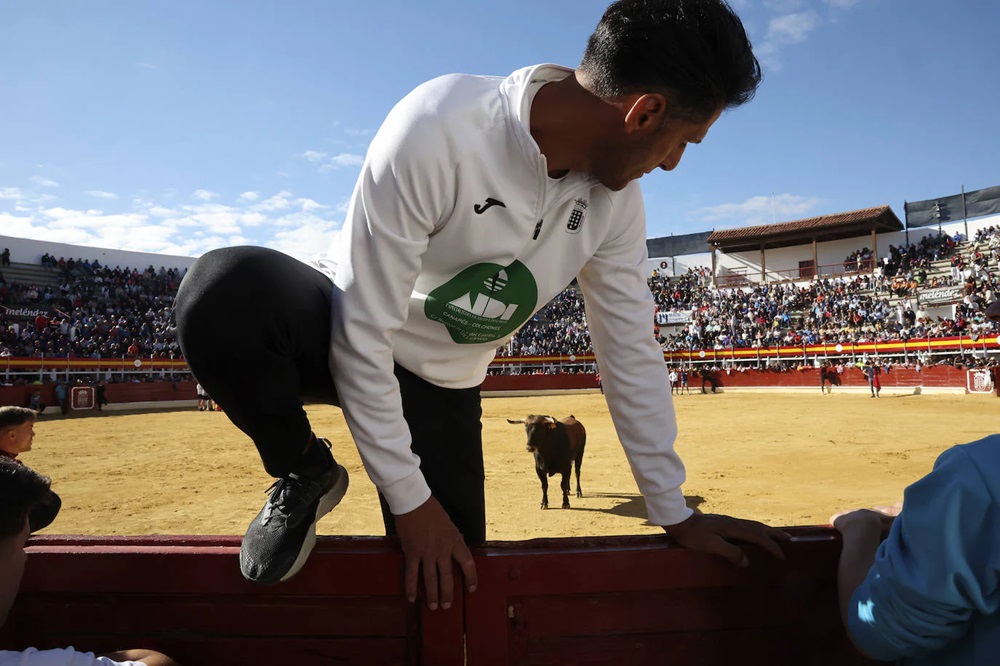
top-left (566, 198), bottom-right (587, 234)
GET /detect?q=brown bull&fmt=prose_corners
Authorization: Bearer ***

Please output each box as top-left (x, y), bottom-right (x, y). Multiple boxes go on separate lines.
top-left (507, 415), bottom-right (586, 509)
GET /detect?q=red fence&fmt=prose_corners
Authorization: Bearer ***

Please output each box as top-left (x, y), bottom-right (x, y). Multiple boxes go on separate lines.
top-left (0, 380), bottom-right (198, 410)
top-left (1, 365), bottom-right (993, 411)
top-left (0, 530), bottom-right (874, 665)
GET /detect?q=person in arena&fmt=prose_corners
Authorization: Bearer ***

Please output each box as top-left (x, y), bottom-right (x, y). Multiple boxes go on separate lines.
top-left (173, 0), bottom-right (789, 611)
top-left (830, 297), bottom-right (1000, 664)
top-left (0, 460), bottom-right (180, 666)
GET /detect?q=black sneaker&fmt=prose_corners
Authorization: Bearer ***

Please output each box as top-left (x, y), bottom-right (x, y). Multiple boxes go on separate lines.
top-left (239, 438), bottom-right (349, 584)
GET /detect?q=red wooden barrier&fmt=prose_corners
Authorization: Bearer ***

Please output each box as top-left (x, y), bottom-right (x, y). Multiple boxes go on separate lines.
top-left (0, 536), bottom-right (463, 666)
top-left (467, 529), bottom-right (875, 666)
top-left (709, 364), bottom-right (970, 390)
top-left (0, 530), bottom-right (874, 665)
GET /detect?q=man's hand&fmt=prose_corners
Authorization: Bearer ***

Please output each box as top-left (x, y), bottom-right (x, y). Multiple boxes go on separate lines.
top-left (830, 503), bottom-right (901, 540)
top-left (395, 496), bottom-right (478, 610)
top-left (828, 506), bottom-right (900, 645)
top-left (664, 513), bottom-right (791, 567)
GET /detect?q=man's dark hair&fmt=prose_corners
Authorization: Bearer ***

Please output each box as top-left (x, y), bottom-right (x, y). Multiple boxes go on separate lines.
top-left (0, 461), bottom-right (50, 541)
top-left (580, 0), bottom-right (761, 121)
top-left (0, 406), bottom-right (36, 432)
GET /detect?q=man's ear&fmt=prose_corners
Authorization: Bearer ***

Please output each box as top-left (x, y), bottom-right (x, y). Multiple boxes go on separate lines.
top-left (623, 93), bottom-right (668, 133)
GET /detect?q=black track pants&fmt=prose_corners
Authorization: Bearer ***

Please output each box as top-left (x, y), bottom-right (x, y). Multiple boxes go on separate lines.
top-left (173, 246), bottom-right (486, 544)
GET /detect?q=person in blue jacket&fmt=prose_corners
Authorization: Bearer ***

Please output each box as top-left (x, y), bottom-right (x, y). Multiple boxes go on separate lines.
top-left (831, 297), bottom-right (1000, 665)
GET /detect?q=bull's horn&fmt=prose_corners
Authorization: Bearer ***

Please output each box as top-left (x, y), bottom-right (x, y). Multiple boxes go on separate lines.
top-left (544, 416), bottom-right (556, 423)
top-left (506, 418), bottom-right (525, 424)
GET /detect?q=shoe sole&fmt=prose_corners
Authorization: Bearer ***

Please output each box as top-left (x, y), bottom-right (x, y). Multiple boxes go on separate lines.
top-left (277, 464), bottom-right (350, 583)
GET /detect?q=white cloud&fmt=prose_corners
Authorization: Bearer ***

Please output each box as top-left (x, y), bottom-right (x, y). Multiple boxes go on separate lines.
top-left (757, 10), bottom-right (822, 70)
top-left (3, 186), bottom-right (345, 262)
top-left (317, 153), bottom-right (365, 173)
top-left (86, 190), bottom-right (119, 200)
top-left (763, 0), bottom-right (804, 11)
top-left (193, 189), bottom-right (218, 201)
top-left (30, 176), bottom-right (60, 188)
top-left (698, 194), bottom-right (823, 227)
top-left (252, 190), bottom-right (294, 212)
top-left (345, 127), bottom-right (375, 137)
top-left (238, 191), bottom-right (260, 202)
top-left (269, 221), bottom-right (342, 262)
top-left (330, 153), bottom-right (364, 167)
top-left (295, 198), bottom-right (328, 212)
top-left (826, 0), bottom-right (860, 7)
top-left (767, 11), bottom-right (821, 45)
top-left (301, 150), bottom-right (329, 162)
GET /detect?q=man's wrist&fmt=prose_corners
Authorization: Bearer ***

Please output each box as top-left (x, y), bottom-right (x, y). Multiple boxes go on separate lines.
top-left (836, 512), bottom-right (884, 539)
top-left (662, 512), bottom-right (697, 536)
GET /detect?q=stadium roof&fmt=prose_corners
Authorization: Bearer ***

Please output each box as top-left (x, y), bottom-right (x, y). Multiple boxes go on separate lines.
top-left (707, 205), bottom-right (904, 253)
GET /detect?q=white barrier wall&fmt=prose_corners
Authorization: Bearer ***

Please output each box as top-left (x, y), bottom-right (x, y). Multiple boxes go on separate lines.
top-left (0, 234), bottom-right (198, 272)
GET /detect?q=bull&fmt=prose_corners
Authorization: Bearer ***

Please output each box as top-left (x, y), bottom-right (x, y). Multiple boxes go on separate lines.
top-left (507, 415), bottom-right (586, 509)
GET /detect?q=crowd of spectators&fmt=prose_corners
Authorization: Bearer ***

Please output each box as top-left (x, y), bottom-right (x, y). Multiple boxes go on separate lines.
top-left (655, 231), bottom-right (996, 352)
top-left (1, 258), bottom-right (185, 362)
top-left (498, 229), bottom-right (999, 362)
top-left (0, 228), bottom-right (998, 377)
top-left (843, 247), bottom-right (874, 273)
top-left (496, 287), bottom-right (592, 358)
top-left (880, 232), bottom-right (957, 279)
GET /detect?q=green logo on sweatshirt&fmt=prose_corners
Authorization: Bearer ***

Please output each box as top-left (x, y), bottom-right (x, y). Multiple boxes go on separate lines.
top-left (425, 261), bottom-right (538, 344)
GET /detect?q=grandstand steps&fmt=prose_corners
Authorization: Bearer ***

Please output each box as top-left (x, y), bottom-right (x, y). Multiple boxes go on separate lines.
top-left (1, 262), bottom-right (63, 289)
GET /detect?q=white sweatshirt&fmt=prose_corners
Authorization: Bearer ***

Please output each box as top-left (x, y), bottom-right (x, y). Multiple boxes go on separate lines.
top-left (320, 64), bottom-right (691, 527)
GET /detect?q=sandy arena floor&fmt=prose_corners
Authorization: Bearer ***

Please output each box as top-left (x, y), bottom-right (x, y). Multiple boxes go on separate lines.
top-left (18, 391), bottom-right (998, 540)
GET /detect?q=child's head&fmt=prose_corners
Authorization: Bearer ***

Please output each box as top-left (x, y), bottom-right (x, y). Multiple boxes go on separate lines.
top-left (0, 407), bottom-right (36, 458)
top-left (0, 461), bottom-right (50, 626)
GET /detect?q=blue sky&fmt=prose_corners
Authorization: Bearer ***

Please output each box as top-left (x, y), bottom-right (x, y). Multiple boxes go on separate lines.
top-left (1, 0), bottom-right (998, 262)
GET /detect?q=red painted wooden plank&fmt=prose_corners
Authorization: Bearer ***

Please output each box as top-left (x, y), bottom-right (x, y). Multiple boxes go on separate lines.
top-left (10, 595), bottom-right (410, 636)
top-left (19, 537), bottom-right (407, 596)
top-left (419, 576), bottom-right (465, 666)
top-left (518, 629), bottom-right (869, 666)
top-left (3, 535), bottom-right (463, 666)
top-left (511, 587), bottom-right (803, 637)
top-left (465, 528), bottom-right (871, 666)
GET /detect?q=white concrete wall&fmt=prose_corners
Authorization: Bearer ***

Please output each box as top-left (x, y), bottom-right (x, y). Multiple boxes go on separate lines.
top-left (0, 234), bottom-right (197, 271)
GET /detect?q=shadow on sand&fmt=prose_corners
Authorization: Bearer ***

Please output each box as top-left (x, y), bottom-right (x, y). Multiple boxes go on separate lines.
top-left (563, 492), bottom-right (706, 526)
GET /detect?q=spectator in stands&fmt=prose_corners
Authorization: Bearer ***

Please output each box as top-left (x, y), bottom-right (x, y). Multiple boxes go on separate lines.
top-left (1, 249), bottom-right (9, 267)
top-left (0, 460), bottom-right (181, 666)
top-left (173, 0), bottom-right (790, 613)
top-left (0, 407), bottom-right (60, 532)
top-left (829, 297), bottom-right (1000, 664)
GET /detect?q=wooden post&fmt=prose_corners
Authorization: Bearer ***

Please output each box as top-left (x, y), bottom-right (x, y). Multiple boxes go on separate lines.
top-left (812, 238), bottom-right (818, 278)
top-left (871, 228), bottom-right (878, 275)
top-left (760, 245), bottom-right (766, 284)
